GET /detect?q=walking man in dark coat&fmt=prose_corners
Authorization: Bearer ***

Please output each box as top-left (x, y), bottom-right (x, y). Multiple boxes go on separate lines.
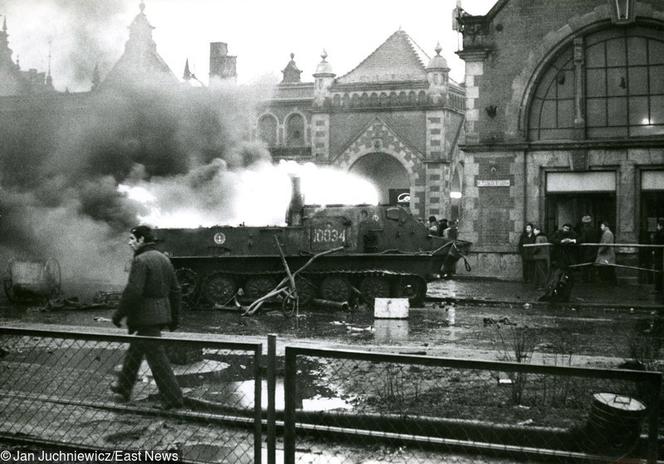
top-left (111, 225), bottom-right (184, 409)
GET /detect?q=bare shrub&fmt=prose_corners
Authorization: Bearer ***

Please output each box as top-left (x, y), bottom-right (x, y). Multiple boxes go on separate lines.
top-left (493, 324), bottom-right (538, 404)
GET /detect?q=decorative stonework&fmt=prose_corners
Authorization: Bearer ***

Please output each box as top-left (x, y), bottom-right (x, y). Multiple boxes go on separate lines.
top-left (425, 163), bottom-right (445, 219)
top-left (333, 117), bottom-right (423, 175)
top-left (426, 111), bottom-right (446, 161)
top-left (332, 117), bottom-right (427, 217)
top-left (463, 62), bottom-right (484, 144)
top-left (311, 114), bottom-right (330, 162)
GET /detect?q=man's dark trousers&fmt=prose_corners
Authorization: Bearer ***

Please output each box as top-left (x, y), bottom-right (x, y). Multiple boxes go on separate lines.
top-left (117, 326), bottom-right (183, 407)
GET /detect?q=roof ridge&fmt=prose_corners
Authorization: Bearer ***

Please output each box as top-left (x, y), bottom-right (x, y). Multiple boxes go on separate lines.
top-left (336, 30), bottom-right (402, 82)
top-left (402, 31), bottom-right (431, 69)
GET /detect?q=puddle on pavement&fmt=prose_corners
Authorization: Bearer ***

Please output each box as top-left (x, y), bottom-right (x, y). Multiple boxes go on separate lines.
top-left (229, 377), bottom-right (353, 412)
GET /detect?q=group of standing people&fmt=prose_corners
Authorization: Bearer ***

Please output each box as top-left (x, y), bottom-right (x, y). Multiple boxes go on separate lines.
top-left (428, 216), bottom-right (458, 240)
top-left (518, 217), bottom-right (618, 291)
top-left (428, 216), bottom-right (460, 278)
top-left (517, 223), bottom-right (550, 289)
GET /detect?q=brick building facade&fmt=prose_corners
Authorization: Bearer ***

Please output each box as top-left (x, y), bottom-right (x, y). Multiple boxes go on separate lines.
top-left (457, 0), bottom-right (664, 280)
top-left (254, 31), bottom-right (466, 222)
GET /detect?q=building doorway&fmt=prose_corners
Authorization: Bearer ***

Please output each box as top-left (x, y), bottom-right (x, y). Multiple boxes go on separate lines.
top-left (545, 193), bottom-right (616, 235)
top-left (349, 153), bottom-right (410, 205)
top-left (639, 171), bottom-right (664, 283)
top-left (545, 171), bottom-right (616, 235)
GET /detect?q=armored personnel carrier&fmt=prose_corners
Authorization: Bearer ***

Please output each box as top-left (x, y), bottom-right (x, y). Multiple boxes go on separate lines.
top-left (154, 179), bottom-right (470, 308)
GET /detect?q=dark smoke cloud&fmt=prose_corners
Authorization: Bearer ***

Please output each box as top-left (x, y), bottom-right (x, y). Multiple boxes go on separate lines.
top-left (0, 76), bottom-right (274, 287)
top-left (0, 0), bottom-right (280, 291)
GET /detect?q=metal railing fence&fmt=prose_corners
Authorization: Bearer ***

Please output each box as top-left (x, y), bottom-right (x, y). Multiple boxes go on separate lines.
top-left (0, 326), bottom-right (263, 464)
top-left (2, 326), bottom-right (662, 464)
top-left (284, 346), bottom-right (662, 464)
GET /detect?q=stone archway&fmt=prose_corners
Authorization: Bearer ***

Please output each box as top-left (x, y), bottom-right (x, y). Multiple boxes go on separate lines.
top-left (349, 152), bottom-right (410, 205)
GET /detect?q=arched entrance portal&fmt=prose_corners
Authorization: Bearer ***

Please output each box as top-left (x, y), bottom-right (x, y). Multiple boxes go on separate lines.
top-left (349, 153), bottom-right (410, 206)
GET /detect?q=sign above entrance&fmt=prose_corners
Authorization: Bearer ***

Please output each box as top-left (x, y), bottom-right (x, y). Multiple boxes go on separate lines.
top-left (477, 179), bottom-right (511, 187)
top-left (547, 172), bottom-right (615, 192)
top-left (641, 171), bottom-right (664, 191)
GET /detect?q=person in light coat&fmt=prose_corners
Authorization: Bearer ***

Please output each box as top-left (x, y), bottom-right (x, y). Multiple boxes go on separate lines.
top-left (595, 221), bottom-right (617, 285)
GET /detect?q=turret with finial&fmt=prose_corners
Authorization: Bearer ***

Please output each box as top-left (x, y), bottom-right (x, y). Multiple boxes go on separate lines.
top-left (426, 41), bottom-right (450, 104)
top-left (313, 48), bottom-right (335, 106)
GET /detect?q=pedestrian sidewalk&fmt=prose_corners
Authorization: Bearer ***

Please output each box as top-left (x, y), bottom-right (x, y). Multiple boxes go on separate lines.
top-left (427, 276), bottom-right (663, 309)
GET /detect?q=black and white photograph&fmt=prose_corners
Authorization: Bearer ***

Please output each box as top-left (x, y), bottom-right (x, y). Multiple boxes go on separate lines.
top-left (0, 0), bottom-right (663, 462)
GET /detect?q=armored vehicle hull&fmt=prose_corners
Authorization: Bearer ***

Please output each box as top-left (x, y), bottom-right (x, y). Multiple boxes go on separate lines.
top-left (154, 180), bottom-right (470, 308)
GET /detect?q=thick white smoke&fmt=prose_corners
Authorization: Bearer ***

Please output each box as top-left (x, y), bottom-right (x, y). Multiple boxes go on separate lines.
top-left (118, 159), bottom-right (379, 228)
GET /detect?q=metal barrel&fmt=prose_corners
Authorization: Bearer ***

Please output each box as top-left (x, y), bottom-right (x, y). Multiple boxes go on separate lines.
top-left (585, 392), bottom-right (646, 454)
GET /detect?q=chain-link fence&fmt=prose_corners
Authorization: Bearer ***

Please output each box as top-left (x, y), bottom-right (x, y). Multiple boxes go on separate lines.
top-left (0, 327), bottom-right (263, 463)
top-left (283, 347), bottom-right (661, 464)
top-left (1, 326), bottom-right (661, 464)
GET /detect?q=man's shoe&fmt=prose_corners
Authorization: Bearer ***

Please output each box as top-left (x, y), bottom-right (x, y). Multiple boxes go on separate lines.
top-left (110, 382), bottom-right (130, 402)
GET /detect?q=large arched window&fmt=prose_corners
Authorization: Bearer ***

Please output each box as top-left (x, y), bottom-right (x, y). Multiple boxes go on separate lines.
top-left (258, 114), bottom-right (277, 146)
top-left (528, 49), bottom-right (575, 140)
top-left (528, 26), bottom-right (664, 140)
top-left (286, 113), bottom-right (305, 146)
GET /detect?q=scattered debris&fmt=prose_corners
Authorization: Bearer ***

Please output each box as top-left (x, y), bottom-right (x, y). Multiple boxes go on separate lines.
top-left (483, 317), bottom-right (515, 326)
top-left (347, 325), bottom-right (373, 333)
top-left (45, 296), bottom-right (111, 312)
top-left (93, 290), bottom-right (123, 307)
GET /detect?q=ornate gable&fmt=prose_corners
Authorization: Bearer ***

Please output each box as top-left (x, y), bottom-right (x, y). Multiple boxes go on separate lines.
top-left (333, 117), bottom-right (424, 170)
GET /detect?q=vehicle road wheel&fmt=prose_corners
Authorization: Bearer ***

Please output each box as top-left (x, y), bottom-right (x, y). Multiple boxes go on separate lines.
top-left (202, 274), bottom-right (237, 307)
top-left (175, 268), bottom-right (199, 301)
top-left (359, 275), bottom-right (390, 306)
top-left (320, 276), bottom-right (352, 302)
top-left (244, 276), bottom-right (277, 301)
top-left (294, 276), bottom-right (317, 306)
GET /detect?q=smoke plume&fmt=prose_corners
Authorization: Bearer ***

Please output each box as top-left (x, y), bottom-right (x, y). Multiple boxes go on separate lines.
top-left (0, 74), bottom-right (274, 286)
